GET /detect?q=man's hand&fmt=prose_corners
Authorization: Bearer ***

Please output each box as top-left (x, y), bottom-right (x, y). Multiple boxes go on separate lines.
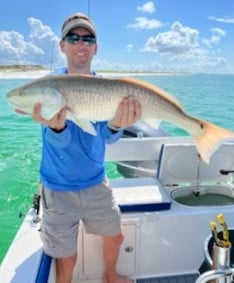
top-left (109, 96), bottom-right (142, 130)
top-left (32, 103), bottom-right (67, 131)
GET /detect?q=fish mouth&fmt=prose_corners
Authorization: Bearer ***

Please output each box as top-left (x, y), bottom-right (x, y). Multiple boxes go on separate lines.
top-left (6, 94), bottom-right (22, 107)
top-left (15, 108), bottom-right (30, 114)
top-left (6, 98), bottom-right (26, 113)
top-left (7, 100), bottom-right (22, 108)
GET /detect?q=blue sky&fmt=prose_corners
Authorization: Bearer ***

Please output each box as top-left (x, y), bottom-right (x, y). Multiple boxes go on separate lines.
top-left (1, 0), bottom-right (234, 73)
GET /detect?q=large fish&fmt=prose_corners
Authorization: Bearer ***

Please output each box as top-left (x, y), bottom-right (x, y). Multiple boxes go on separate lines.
top-left (6, 74), bottom-right (234, 163)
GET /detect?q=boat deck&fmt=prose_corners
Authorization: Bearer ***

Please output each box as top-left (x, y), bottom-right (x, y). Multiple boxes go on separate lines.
top-left (137, 273), bottom-right (199, 283)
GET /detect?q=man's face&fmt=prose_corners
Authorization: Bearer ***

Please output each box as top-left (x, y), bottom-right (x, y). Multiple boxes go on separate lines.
top-left (60, 27), bottom-right (97, 70)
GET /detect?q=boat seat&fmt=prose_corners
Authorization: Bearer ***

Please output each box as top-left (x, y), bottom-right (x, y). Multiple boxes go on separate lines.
top-left (111, 177), bottom-right (171, 213)
top-left (157, 142), bottom-right (234, 186)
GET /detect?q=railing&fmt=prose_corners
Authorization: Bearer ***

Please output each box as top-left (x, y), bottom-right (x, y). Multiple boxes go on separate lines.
top-left (196, 269), bottom-right (234, 283)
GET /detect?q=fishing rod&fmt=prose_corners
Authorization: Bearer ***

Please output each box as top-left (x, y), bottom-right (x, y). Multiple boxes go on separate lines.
top-left (210, 213), bottom-right (232, 248)
top-left (87, 0), bottom-right (91, 17)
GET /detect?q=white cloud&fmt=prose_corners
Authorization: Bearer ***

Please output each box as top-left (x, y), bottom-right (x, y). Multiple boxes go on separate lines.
top-left (93, 58), bottom-right (126, 71)
top-left (143, 21), bottom-right (199, 57)
top-left (93, 57), bottom-right (163, 72)
top-left (126, 44), bottom-right (134, 52)
top-left (137, 1), bottom-right (156, 14)
top-left (128, 17), bottom-right (163, 30)
top-left (203, 28), bottom-right (226, 47)
top-left (27, 17), bottom-right (64, 67)
top-left (28, 17), bottom-right (55, 39)
top-left (0, 30), bottom-right (44, 64)
top-left (0, 16), bottom-right (231, 74)
top-left (208, 16), bottom-right (234, 24)
top-left (194, 56), bottom-right (227, 69)
top-left (142, 20), bottom-right (228, 72)
top-left (0, 17), bottom-right (65, 67)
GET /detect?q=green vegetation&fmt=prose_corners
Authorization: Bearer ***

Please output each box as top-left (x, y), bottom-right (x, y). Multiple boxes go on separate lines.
top-left (0, 64), bottom-right (47, 71)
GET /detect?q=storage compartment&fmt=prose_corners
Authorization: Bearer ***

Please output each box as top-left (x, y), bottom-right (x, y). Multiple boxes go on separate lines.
top-left (171, 186), bottom-right (234, 206)
top-left (157, 143), bottom-right (234, 207)
top-left (80, 220), bottom-right (139, 279)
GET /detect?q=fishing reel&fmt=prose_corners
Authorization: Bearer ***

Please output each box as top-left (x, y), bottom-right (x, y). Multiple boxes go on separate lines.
top-left (32, 193), bottom-right (41, 223)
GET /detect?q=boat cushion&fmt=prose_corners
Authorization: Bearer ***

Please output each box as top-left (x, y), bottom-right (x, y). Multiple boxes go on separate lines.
top-left (111, 177), bottom-right (171, 212)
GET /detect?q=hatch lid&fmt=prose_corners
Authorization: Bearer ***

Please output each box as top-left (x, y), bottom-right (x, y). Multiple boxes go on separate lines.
top-left (157, 142), bottom-right (234, 185)
top-left (112, 177), bottom-right (171, 212)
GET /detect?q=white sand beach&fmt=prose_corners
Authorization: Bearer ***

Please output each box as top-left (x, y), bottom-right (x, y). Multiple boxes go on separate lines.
top-left (0, 69), bottom-right (50, 79)
top-left (0, 67), bottom-right (180, 80)
top-left (0, 70), bottom-right (129, 79)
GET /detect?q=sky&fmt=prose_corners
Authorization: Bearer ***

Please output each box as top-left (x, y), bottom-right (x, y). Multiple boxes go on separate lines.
top-left (1, 0), bottom-right (234, 74)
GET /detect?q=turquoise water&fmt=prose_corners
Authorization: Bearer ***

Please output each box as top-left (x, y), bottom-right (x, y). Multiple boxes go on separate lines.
top-left (0, 74), bottom-right (234, 263)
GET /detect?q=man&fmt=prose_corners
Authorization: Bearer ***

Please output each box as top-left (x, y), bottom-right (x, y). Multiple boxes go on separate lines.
top-left (33, 13), bottom-right (142, 283)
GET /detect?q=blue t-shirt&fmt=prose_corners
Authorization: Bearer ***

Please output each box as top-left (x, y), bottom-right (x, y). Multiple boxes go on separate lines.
top-left (40, 68), bottom-right (123, 191)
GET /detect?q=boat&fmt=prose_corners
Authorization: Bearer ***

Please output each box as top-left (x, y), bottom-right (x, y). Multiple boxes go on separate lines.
top-left (1, 135), bottom-right (234, 283)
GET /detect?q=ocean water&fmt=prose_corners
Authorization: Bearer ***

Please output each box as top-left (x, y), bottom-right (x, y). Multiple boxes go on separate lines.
top-left (0, 74), bottom-right (234, 263)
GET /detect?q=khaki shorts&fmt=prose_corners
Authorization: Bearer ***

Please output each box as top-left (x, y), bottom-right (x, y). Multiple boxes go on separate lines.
top-left (40, 179), bottom-right (121, 258)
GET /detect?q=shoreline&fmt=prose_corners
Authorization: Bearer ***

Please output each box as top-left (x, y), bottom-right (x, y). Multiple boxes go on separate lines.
top-left (0, 69), bottom-right (187, 79)
top-left (0, 69), bottom-right (50, 79)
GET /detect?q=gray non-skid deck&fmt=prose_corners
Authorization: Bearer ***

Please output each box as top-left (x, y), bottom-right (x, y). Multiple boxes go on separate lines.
top-left (137, 273), bottom-right (199, 283)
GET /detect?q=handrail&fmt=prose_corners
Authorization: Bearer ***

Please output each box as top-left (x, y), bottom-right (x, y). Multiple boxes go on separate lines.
top-left (195, 268), bottom-right (234, 283)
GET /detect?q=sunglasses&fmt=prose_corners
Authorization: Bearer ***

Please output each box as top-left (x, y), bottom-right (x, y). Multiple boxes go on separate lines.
top-left (63, 34), bottom-right (96, 45)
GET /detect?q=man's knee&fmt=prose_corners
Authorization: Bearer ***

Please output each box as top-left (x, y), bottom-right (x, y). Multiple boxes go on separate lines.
top-left (115, 232), bottom-right (124, 245)
top-left (56, 253), bottom-right (77, 277)
top-left (103, 232), bottom-right (124, 246)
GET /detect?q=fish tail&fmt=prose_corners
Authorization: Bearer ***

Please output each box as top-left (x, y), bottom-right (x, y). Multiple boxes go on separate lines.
top-left (194, 121), bottom-right (234, 163)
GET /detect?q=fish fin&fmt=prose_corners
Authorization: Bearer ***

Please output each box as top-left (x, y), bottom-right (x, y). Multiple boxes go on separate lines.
top-left (194, 120), bottom-right (234, 163)
top-left (41, 107), bottom-right (60, 120)
top-left (117, 77), bottom-right (183, 108)
top-left (142, 119), bottom-right (161, 129)
top-left (67, 111), bottom-right (97, 135)
top-left (77, 120), bottom-right (97, 135)
top-left (40, 87), bottom-right (66, 120)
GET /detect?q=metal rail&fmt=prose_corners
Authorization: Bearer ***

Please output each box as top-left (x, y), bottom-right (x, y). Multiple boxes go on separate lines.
top-left (195, 268), bottom-right (234, 283)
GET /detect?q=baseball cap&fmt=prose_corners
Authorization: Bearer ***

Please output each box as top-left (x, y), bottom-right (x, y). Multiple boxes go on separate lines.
top-left (61, 13), bottom-right (96, 39)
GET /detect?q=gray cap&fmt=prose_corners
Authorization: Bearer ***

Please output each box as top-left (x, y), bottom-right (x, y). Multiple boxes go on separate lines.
top-left (61, 13), bottom-right (96, 38)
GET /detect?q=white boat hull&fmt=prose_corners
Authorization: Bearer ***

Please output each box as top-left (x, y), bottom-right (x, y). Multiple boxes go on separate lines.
top-left (1, 136), bottom-right (234, 283)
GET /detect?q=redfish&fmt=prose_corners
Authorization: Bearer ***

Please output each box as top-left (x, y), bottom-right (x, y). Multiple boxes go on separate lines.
top-left (6, 74), bottom-right (234, 163)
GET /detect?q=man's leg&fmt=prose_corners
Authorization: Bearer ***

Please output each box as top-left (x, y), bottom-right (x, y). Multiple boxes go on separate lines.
top-left (40, 188), bottom-right (81, 283)
top-left (103, 233), bottom-right (133, 283)
top-left (55, 253), bottom-right (77, 283)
